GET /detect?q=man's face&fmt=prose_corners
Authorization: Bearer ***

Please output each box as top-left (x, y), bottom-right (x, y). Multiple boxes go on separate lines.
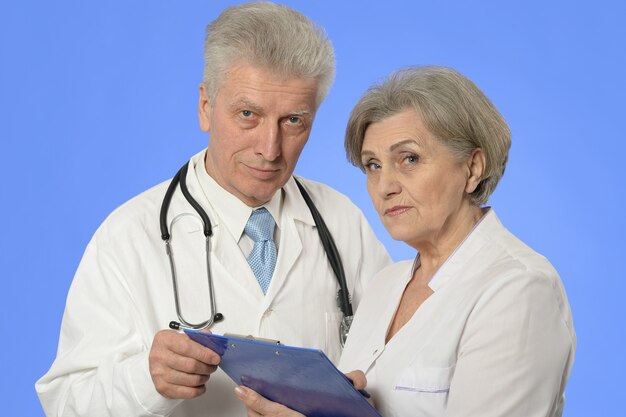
top-left (199, 64), bottom-right (319, 207)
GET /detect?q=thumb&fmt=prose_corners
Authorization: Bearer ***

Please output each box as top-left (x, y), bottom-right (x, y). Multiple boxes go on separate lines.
top-left (234, 386), bottom-right (269, 412)
top-left (234, 386), bottom-right (303, 416)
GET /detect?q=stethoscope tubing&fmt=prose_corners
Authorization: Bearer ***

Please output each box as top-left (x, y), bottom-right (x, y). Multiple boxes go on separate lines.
top-left (161, 163), bottom-right (221, 330)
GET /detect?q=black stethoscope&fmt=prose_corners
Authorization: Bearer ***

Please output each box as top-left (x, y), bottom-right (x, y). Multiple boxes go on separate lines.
top-left (159, 161), bottom-right (354, 346)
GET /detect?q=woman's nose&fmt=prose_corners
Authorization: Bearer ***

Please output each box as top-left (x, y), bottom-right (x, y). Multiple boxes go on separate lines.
top-left (376, 167), bottom-right (402, 199)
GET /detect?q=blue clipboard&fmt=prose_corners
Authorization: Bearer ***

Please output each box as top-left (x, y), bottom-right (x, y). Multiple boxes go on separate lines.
top-left (185, 330), bottom-right (381, 417)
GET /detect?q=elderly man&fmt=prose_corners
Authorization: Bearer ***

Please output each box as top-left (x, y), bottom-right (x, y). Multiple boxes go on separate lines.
top-left (35, 3), bottom-right (390, 416)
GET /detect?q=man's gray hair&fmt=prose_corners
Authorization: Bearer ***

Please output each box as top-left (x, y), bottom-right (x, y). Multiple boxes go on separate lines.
top-left (203, 2), bottom-right (335, 107)
top-left (345, 66), bottom-right (511, 206)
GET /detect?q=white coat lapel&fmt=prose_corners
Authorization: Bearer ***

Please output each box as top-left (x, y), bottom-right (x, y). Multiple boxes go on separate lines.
top-left (341, 262), bottom-right (415, 374)
top-left (182, 153), bottom-right (265, 301)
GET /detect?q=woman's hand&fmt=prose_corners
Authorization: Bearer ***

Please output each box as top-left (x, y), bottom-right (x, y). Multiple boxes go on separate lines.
top-left (345, 370), bottom-right (375, 407)
top-left (234, 370), bottom-right (372, 416)
top-left (345, 370), bottom-right (367, 390)
top-left (235, 386), bottom-right (305, 417)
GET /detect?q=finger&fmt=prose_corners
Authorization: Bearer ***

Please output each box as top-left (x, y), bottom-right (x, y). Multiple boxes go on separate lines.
top-left (168, 351), bottom-right (218, 375)
top-left (183, 331), bottom-right (223, 367)
top-left (150, 330), bottom-right (219, 399)
top-left (172, 333), bottom-right (222, 365)
top-left (235, 386), bottom-right (266, 413)
top-left (163, 367), bottom-right (212, 388)
top-left (157, 381), bottom-right (207, 400)
top-left (246, 409), bottom-right (262, 417)
top-left (235, 386), bottom-right (304, 416)
top-left (346, 370), bottom-right (367, 390)
top-left (150, 343), bottom-right (218, 379)
top-left (156, 330), bottom-right (221, 366)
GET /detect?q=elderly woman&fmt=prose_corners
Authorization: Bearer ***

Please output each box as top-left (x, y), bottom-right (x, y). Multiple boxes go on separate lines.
top-left (236, 66), bottom-right (576, 417)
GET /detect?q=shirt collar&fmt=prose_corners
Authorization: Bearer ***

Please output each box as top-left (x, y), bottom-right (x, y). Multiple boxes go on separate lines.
top-left (427, 207), bottom-right (495, 291)
top-left (193, 153), bottom-right (283, 241)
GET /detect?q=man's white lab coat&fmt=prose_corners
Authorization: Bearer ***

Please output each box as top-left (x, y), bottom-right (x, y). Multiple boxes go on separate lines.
top-left (36, 150), bottom-right (391, 417)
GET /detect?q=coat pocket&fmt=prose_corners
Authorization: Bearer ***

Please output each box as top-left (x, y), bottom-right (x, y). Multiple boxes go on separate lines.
top-left (394, 365), bottom-right (455, 393)
top-left (389, 365), bottom-right (455, 416)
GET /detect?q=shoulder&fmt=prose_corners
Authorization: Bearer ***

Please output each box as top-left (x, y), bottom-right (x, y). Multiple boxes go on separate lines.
top-left (286, 175), bottom-right (391, 274)
top-left (290, 175), bottom-right (370, 229)
top-left (92, 179), bottom-right (171, 243)
top-left (465, 212), bottom-right (574, 339)
top-left (467, 210), bottom-right (561, 285)
top-left (292, 175), bottom-right (360, 211)
top-left (288, 175), bottom-right (377, 240)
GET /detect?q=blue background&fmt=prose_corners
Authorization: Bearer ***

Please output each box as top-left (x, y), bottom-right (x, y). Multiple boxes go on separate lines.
top-left (1, 1), bottom-right (624, 415)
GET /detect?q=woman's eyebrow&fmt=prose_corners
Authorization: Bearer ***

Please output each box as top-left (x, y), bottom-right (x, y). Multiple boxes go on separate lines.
top-left (389, 139), bottom-right (420, 152)
top-left (361, 138), bottom-right (423, 159)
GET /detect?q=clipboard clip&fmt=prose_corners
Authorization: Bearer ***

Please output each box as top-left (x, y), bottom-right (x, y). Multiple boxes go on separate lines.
top-left (224, 333), bottom-right (281, 345)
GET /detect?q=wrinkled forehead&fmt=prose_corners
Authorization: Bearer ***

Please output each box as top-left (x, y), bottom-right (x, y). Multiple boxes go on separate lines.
top-left (220, 63), bottom-right (319, 102)
top-left (218, 60), bottom-right (322, 105)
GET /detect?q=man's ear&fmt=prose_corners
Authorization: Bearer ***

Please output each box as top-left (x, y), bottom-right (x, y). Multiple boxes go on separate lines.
top-left (198, 84), bottom-right (211, 132)
top-left (465, 148), bottom-right (486, 194)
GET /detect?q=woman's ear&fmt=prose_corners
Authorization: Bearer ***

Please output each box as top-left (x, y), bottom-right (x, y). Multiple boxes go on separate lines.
top-left (465, 148), bottom-right (486, 194)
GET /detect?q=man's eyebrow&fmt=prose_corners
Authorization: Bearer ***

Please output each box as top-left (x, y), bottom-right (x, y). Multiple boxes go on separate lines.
top-left (231, 99), bottom-right (263, 113)
top-left (230, 101), bottom-right (311, 118)
top-left (288, 110), bottom-right (311, 117)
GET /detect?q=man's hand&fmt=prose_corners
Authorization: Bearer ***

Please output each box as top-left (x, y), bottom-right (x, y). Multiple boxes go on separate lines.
top-left (149, 329), bottom-right (221, 399)
top-left (234, 386), bottom-right (305, 417)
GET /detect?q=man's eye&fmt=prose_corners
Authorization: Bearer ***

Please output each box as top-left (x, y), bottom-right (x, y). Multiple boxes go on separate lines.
top-left (287, 116), bottom-right (302, 124)
top-left (241, 110), bottom-right (253, 118)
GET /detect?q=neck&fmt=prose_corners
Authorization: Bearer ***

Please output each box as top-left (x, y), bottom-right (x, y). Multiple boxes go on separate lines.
top-left (414, 205), bottom-right (485, 280)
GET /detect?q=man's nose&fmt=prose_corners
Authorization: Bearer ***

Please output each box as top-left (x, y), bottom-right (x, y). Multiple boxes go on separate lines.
top-left (255, 123), bottom-right (281, 161)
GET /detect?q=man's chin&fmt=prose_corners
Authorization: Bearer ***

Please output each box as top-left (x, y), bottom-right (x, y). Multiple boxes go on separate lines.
top-left (241, 182), bottom-right (284, 206)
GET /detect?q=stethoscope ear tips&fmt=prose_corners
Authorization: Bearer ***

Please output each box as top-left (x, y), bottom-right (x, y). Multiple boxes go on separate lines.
top-left (214, 313), bottom-right (225, 323)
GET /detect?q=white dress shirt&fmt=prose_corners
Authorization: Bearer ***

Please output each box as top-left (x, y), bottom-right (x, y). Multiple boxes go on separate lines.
top-left (194, 159), bottom-right (282, 256)
top-left (339, 209), bottom-right (575, 417)
top-left (36, 149), bottom-right (391, 417)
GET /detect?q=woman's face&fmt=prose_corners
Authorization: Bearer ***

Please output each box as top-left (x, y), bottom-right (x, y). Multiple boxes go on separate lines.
top-left (361, 109), bottom-right (482, 250)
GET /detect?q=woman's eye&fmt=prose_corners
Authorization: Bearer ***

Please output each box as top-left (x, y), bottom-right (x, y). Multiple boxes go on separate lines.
top-left (404, 154), bottom-right (419, 164)
top-left (364, 161), bottom-right (381, 171)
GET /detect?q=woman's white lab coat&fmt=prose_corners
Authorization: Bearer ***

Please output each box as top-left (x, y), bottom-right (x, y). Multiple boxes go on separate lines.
top-left (36, 151), bottom-right (391, 417)
top-left (339, 209), bottom-right (575, 417)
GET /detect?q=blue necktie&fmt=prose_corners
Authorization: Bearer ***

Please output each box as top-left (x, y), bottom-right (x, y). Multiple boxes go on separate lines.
top-left (244, 208), bottom-right (277, 294)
